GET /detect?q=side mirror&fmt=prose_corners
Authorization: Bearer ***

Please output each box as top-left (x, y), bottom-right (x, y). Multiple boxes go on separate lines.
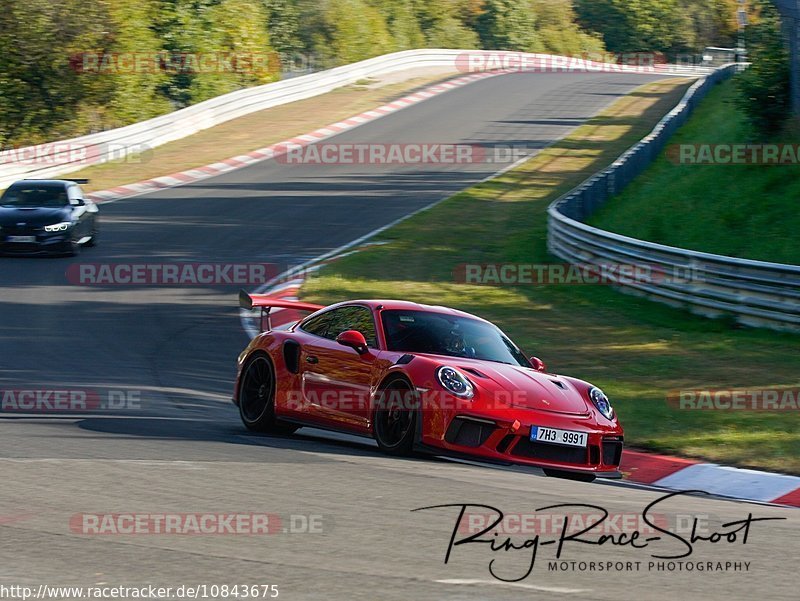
top-left (529, 356), bottom-right (546, 372)
top-left (71, 199), bottom-right (85, 206)
top-left (336, 330), bottom-right (369, 354)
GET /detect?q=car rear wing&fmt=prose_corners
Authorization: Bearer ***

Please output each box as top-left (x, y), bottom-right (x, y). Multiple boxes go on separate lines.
top-left (239, 289), bottom-right (324, 332)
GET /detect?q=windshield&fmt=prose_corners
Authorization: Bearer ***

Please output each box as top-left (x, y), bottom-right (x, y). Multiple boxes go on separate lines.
top-left (0, 185), bottom-right (69, 208)
top-left (381, 310), bottom-right (530, 367)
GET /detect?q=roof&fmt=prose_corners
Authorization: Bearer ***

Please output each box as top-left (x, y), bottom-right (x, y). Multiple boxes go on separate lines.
top-left (328, 299), bottom-right (490, 323)
top-left (11, 180), bottom-right (76, 187)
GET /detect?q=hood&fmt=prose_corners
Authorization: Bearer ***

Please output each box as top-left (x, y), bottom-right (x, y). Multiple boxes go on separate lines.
top-left (452, 360), bottom-right (591, 415)
top-left (0, 206), bottom-right (70, 227)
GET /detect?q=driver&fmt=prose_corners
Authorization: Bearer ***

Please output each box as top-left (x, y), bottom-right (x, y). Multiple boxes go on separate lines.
top-left (442, 326), bottom-right (475, 358)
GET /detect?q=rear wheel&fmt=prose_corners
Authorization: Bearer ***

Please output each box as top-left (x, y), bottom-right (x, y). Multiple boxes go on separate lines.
top-left (238, 354), bottom-right (298, 434)
top-left (374, 378), bottom-right (417, 455)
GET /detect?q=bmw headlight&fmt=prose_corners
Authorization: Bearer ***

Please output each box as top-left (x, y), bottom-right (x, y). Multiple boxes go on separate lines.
top-left (589, 387), bottom-right (614, 420)
top-left (44, 221), bottom-right (71, 232)
top-left (436, 366), bottom-right (474, 399)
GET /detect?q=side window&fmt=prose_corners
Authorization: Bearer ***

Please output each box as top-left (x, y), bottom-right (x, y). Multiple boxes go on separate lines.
top-left (300, 312), bottom-right (332, 337)
top-left (322, 306), bottom-right (379, 348)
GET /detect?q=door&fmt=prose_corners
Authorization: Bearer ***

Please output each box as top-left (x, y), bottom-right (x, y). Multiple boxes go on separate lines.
top-left (297, 305), bottom-right (379, 432)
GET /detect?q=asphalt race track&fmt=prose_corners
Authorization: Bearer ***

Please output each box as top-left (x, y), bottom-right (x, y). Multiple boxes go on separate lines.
top-left (1, 71), bottom-right (797, 600)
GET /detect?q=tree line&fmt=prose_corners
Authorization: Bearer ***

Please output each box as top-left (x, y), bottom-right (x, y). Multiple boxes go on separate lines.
top-left (0, 1), bottom-right (753, 147)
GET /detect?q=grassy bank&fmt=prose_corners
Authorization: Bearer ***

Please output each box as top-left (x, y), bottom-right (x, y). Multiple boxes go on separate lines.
top-left (299, 76), bottom-right (800, 473)
top-left (589, 77), bottom-right (800, 264)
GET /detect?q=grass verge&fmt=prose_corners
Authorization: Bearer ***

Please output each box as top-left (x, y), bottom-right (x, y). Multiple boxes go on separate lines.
top-left (589, 76), bottom-right (800, 264)
top-left (65, 71), bottom-right (460, 194)
top-left (300, 76), bottom-right (800, 474)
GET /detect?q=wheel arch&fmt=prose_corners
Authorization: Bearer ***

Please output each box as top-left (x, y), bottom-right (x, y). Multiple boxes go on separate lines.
top-left (376, 369), bottom-right (415, 391)
top-left (371, 369), bottom-right (416, 418)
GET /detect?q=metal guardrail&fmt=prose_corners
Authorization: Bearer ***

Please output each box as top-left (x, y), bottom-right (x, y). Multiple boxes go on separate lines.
top-left (0, 49), bottom-right (459, 189)
top-left (0, 49), bottom-right (711, 190)
top-left (547, 64), bottom-right (800, 332)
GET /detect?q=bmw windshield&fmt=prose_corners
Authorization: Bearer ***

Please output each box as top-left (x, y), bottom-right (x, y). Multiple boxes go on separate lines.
top-left (381, 309), bottom-right (530, 367)
top-left (0, 185), bottom-right (69, 208)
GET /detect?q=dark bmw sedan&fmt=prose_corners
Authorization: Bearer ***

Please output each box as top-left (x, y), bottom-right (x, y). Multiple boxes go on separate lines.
top-left (0, 179), bottom-right (99, 256)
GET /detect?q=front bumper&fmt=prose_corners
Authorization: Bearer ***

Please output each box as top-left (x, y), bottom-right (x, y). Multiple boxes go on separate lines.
top-left (420, 410), bottom-right (624, 477)
top-left (0, 233), bottom-right (72, 255)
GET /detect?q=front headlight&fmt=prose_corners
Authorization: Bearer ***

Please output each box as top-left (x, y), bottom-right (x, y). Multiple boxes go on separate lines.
top-left (44, 221), bottom-right (71, 232)
top-left (589, 387), bottom-right (614, 420)
top-left (436, 366), bottom-right (474, 399)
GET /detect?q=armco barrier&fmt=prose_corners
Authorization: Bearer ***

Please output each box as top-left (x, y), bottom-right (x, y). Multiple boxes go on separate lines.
top-left (0, 49), bottom-right (710, 189)
top-left (548, 64), bottom-right (800, 332)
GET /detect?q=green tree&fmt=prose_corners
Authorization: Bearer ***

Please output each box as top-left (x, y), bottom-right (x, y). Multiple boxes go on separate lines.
top-left (575, 0), bottom-right (692, 54)
top-left (154, 0), bottom-right (277, 106)
top-left (373, 0), bottom-right (426, 51)
top-left (193, 0), bottom-right (278, 100)
top-left (153, 0), bottom-right (221, 106)
top-left (680, 0), bottom-right (739, 52)
top-left (413, 0), bottom-right (480, 48)
top-left (315, 0), bottom-right (394, 65)
top-left (735, 0), bottom-right (790, 135)
top-left (476, 0), bottom-right (540, 51)
top-left (531, 0), bottom-right (605, 56)
top-left (100, 0), bottom-right (172, 127)
top-left (265, 0), bottom-right (303, 57)
top-left (0, 0), bottom-right (111, 145)
top-left (3, 0), bottom-right (747, 147)
top-left (265, 0), bottom-right (313, 74)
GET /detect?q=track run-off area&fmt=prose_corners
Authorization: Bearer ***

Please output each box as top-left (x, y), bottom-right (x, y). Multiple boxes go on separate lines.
top-left (0, 70), bottom-right (797, 601)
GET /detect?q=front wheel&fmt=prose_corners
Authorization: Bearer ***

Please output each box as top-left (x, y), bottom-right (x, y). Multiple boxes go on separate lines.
top-left (85, 221), bottom-right (97, 247)
top-left (238, 354), bottom-right (298, 434)
top-left (373, 378), bottom-right (417, 455)
top-left (66, 236), bottom-right (80, 256)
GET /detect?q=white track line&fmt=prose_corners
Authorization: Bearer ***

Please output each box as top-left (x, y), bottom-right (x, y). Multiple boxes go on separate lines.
top-left (435, 579), bottom-right (589, 594)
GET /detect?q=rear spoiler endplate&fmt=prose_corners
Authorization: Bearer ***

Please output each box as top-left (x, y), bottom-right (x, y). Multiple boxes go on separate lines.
top-left (239, 289), bottom-right (324, 332)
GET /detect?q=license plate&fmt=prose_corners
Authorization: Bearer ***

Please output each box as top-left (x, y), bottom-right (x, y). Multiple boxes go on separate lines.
top-left (530, 426), bottom-right (588, 448)
top-left (6, 235), bottom-right (36, 243)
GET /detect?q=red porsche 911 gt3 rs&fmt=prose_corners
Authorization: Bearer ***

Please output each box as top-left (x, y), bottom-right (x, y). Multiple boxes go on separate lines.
top-left (233, 292), bottom-right (623, 481)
